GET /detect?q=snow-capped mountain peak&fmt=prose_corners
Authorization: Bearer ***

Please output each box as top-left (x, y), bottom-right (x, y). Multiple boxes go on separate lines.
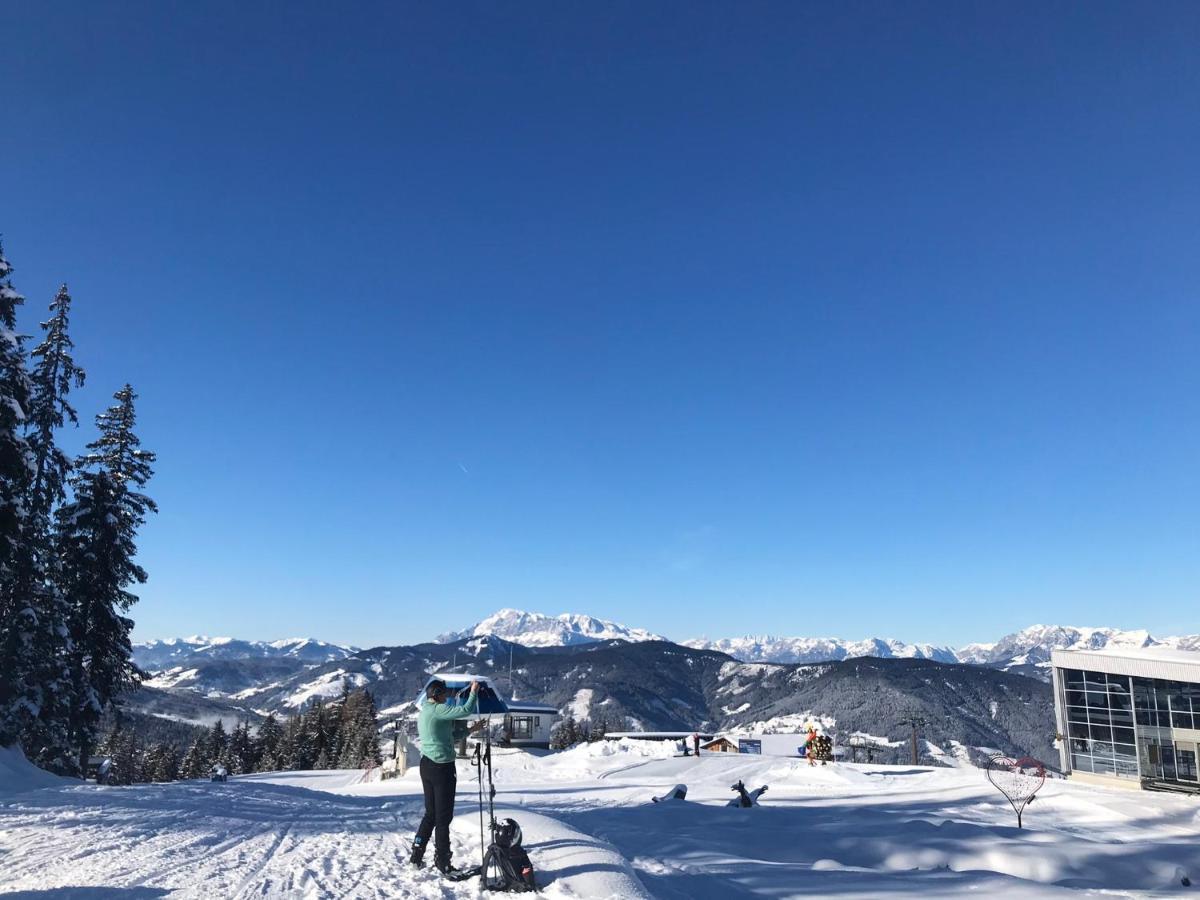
top-left (133, 636), bottom-right (358, 671)
top-left (956, 624), bottom-right (1161, 668)
top-left (437, 608), bottom-right (666, 647)
top-left (681, 634), bottom-right (959, 665)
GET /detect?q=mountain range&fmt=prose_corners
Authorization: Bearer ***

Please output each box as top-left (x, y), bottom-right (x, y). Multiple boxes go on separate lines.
top-left (435, 608), bottom-right (665, 647)
top-left (134, 613), bottom-right (1200, 681)
top-left (133, 636), bottom-right (358, 671)
top-left (128, 633), bottom-right (1058, 769)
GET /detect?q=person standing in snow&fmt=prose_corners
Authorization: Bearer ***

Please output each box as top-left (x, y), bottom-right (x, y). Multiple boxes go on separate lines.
top-left (693, 733), bottom-right (701, 758)
top-left (805, 724), bottom-right (819, 766)
top-left (410, 679), bottom-right (484, 875)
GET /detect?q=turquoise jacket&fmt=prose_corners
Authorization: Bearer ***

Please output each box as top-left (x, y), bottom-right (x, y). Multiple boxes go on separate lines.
top-left (418, 692), bottom-right (478, 764)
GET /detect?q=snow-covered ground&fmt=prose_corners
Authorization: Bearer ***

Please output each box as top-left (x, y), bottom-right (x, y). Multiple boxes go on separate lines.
top-left (3, 741), bottom-right (1200, 898)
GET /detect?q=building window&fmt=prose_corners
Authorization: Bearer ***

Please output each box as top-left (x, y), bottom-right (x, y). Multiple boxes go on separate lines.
top-left (1062, 668), bottom-right (1138, 779)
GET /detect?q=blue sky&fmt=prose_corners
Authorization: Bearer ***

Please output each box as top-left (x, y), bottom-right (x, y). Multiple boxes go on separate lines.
top-left (5, 2), bottom-right (1199, 648)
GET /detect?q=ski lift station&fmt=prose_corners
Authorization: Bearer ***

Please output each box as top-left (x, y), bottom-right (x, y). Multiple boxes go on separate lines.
top-left (418, 674), bottom-right (559, 750)
top-left (1051, 645), bottom-right (1200, 793)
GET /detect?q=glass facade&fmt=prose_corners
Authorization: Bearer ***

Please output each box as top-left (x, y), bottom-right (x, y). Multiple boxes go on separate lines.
top-left (1060, 667), bottom-right (1200, 784)
top-left (1062, 669), bottom-right (1139, 778)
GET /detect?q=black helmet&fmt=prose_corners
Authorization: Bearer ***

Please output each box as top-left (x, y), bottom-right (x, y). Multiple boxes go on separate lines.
top-left (493, 817), bottom-right (522, 848)
top-left (425, 679), bottom-right (447, 702)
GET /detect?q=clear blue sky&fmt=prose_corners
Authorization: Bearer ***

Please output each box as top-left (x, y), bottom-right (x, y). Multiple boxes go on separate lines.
top-left (5, 2), bottom-right (1198, 648)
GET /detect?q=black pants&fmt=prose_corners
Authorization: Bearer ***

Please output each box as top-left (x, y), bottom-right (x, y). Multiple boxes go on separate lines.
top-left (415, 756), bottom-right (457, 863)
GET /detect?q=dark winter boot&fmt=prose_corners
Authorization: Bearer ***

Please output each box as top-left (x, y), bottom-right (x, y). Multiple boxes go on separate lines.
top-left (409, 836), bottom-right (427, 868)
top-left (435, 853), bottom-right (462, 878)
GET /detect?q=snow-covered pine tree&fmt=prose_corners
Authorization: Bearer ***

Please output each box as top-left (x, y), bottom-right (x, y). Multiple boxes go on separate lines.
top-left (142, 741), bottom-right (175, 783)
top-left (151, 742), bottom-right (181, 782)
top-left (359, 689), bottom-right (382, 767)
top-left (255, 713), bottom-right (283, 772)
top-left (100, 724), bottom-right (142, 785)
top-left (227, 721), bottom-right (255, 775)
top-left (283, 711), bottom-right (317, 770)
top-left (589, 713), bottom-right (607, 742)
top-left (0, 242), bottom-right (36, 751)
top-left (276, 716), bottom-right (301, 770)
top-left (14, 284), bottom-right (86, 772)
top-left (550, 714), bottom-right (578, 750)
top-left (159, 743), bottom-right (181, 782)
top-left (180, 738), bottom-right (209, 779)
top-left (57, 385), bottom-right (157, 773)
top-left (206, 719), bottom-right (228, 765)
top-left (337, 690), bottom-right (381, 768)
top-left (309, 699), bottom-right (336, 767)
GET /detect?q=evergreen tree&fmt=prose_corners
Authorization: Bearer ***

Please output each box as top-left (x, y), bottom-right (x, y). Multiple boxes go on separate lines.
top-left (58, 385), bottom-right (157, 772)
top-left (100, 725), bottom-right (141, 785)
top-left (227, 722), bottom-right (255, 775)
top-left (284, 713), bottom-right (316, 770)
top-left (276, 716), bottom-right (301, 771)
top-left (0, 242), bottom-right (36, 750)
top-left (590, 713), bottom-right (608, 742)
top-left (337, 690), bottom-right (381, 768)
top-left (309, 700), bottom-right (336, 767)
top-left (143, 741), bottom-right (180, 783)
top-left (550, 714), bottom-right (578, 750)
top-left (255, 713), bottom-right (283, 772)
top-left (13, 285), bottom-right (86, 772)
top-left (207, 719), bottom-right (228, 765)
top-left (180, 738), bottom-right (208, 779)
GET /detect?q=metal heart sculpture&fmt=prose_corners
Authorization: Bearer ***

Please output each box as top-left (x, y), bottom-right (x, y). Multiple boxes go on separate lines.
top-left (986, 755), bottom-right (1046, 828)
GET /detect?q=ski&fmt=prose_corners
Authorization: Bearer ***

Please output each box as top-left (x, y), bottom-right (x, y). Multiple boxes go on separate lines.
top-left (442, 865), bottom-right (482, 882)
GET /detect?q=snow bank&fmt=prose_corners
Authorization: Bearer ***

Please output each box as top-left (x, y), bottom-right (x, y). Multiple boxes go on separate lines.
top-left (0, 745), bottom-right (65, 795)
top-left (455, 808), bottom-right (652, 899)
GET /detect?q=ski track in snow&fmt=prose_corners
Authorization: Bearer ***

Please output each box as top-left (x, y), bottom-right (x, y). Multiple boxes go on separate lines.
top-left (6, 740), bottom-right (1200, 898)
top-left (0, 779), bottom-right (438, 899)
top-left (0, 754), bottom-right (647, 900)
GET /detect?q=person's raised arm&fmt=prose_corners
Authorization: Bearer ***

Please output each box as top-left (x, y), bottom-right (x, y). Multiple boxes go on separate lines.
top-left (431, 681), bottom-right (480, 719)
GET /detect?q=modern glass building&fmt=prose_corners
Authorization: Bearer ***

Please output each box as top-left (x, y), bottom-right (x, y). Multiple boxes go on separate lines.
top-left (1051, 646), bottom-right (1200, 792)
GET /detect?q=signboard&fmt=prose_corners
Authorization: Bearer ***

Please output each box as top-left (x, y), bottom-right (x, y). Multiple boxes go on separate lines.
top-left (738, 738), bottom-right (762, 755)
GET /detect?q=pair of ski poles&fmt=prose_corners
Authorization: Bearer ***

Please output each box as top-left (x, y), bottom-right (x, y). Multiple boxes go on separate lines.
top-left (472, 724), bottom-right (497, 872)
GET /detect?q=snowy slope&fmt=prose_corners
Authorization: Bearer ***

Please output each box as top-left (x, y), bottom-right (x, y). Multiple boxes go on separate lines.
top-left (5, 740), bottom-right (1200, 898)
top-left (0, 746), bottom-right (64, 794)
top-left (437, 607), bottom-right (666, 646)
top-left (0, 755), bottom-right (649, 899)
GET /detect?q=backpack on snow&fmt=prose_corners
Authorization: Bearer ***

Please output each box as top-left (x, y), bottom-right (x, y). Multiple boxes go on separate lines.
top-left (481, 818), bottom-right (536, 892)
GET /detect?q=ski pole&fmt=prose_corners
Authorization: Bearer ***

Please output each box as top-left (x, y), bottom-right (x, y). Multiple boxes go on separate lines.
top-left (474, 738), bottom-right (485, 874)
top-left (485, 728), bottom-right (497, 833)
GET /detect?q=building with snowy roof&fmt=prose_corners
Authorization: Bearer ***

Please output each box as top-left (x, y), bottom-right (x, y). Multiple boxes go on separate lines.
top-left (416, 674), bottom-right (559, 749)
top-left (1051, 645), bottom-right (1200, 792)
top-left (500, 702), bottom-right (558, 749)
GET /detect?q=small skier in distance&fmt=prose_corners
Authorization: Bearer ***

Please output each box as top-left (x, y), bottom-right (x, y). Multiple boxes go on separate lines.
top-left (692, 733), bottom-right (701, 758)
